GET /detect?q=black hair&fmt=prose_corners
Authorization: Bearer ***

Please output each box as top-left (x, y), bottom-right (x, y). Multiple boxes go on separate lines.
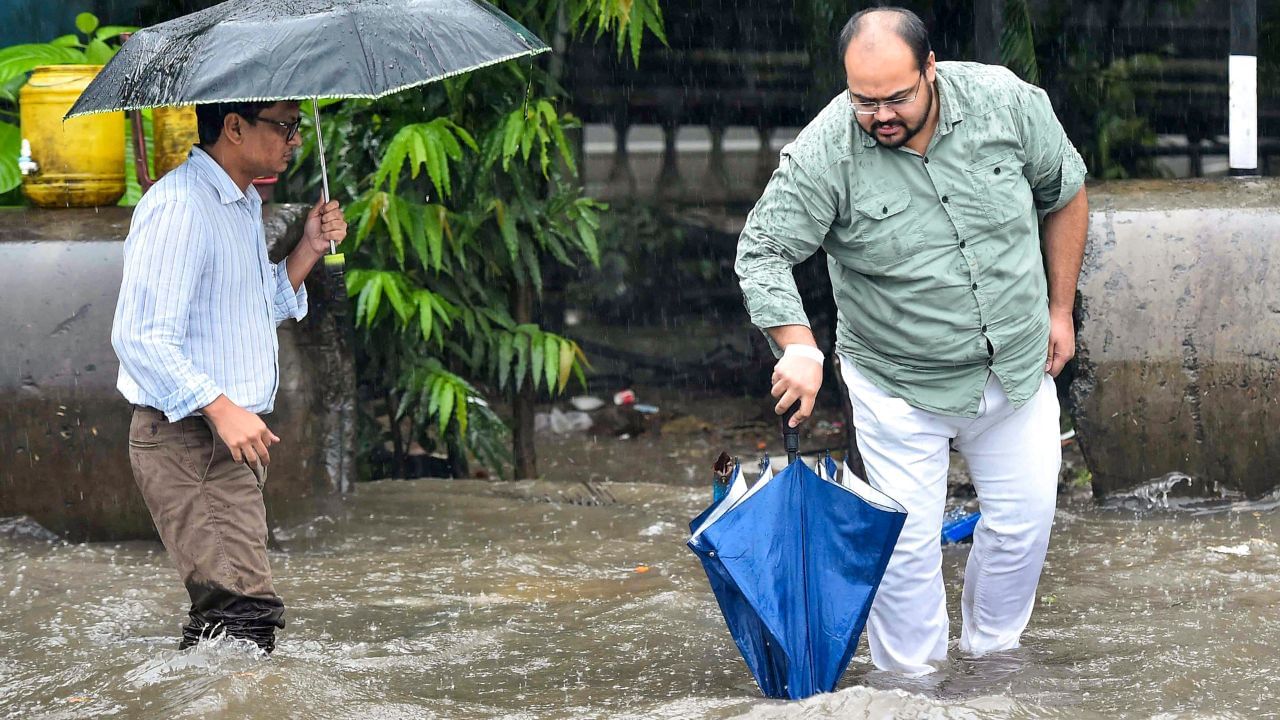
top-left (837, 6), bottom-right (931, 70)
top-left (194, 101), bottom-right (275, 146)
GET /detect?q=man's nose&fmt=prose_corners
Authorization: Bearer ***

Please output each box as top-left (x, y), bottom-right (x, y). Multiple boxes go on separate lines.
top-left (873, 103), bottom-right (896, 123)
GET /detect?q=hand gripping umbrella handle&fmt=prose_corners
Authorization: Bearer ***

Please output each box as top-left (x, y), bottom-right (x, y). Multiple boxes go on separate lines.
top-left (312, 98), bottom-right (346, 311)
top-left (781, 402), bottom-right (800, 465)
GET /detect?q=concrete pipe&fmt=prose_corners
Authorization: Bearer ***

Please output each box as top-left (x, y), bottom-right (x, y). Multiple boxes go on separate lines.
top-left (1072, 178), bottom-right (1280, 499)
top-left (0, 205), bottom-right (356, 541)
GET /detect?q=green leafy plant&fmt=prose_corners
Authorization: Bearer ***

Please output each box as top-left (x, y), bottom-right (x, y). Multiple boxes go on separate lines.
top-left (0, 12), bottom-right (136, 197)
top-left (289, 1), bottom-right (662, 480)
top-left (1000, 0), bottom-right (1039, 84)
top-left (1058, 51), bottom-right (1163, 179)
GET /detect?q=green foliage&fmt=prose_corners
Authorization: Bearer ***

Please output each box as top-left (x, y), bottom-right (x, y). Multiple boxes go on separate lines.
top-left (565, 0), bottom-right (667, 65)
top-left (0, 13), bottom-right (136, 199)
top-left (398, 358), bottom-right (477, 436)
top-left (119, 108), bottom-right (153, 206)
top-left (992, 0), bottom-right (1169, 179)
top-left (374, 119), bottom-right (476, 197)
top-left (1000, 0), bottom-right (1039, 85)
top-left (563, 201), bottom-right (721, 323)
top-left (1058, 52), bottom-right (1163, 179)
top-left (0, 13), bottom-right (134, 86)
top-left (298, 0), bottom-right (662, 478)
top-left (0, 121), bottom-right (19, 195)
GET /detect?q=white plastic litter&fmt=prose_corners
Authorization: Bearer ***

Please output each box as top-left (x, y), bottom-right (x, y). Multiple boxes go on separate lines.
top-left (548, 408), bottom-right (593, 433)
top-left (569, 396), bottom-right (605, 412)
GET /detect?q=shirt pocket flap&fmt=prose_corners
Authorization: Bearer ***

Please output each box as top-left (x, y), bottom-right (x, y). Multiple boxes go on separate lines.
top-left (853, 188), bottom-right (910, 220)
top-left (967, 150), bottom-right (1018, 177)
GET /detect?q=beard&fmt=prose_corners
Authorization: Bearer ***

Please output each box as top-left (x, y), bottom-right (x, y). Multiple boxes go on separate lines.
top-left (860, 81), bottom-right (934, 149)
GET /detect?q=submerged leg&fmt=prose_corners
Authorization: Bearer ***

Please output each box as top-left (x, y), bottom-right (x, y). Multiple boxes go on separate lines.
top-left (839, 360), bottom-right (953, 675)
top-left (953, 373), bottom-right (1060, 656)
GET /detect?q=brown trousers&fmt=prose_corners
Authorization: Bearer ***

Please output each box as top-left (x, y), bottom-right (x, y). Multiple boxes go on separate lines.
top-left (128, 406), bottom-right (285, 652)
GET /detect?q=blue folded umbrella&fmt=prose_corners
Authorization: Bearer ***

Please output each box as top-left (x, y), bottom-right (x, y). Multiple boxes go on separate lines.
top-left (688, 456), bottom-right (906, 699)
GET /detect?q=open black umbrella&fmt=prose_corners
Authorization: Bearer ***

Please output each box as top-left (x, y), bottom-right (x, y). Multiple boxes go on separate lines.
top-left (65, 0), bottom-right (549, 274)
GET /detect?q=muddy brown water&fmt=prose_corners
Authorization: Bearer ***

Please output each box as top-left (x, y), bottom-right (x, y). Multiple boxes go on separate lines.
top-left (2, 467), bottom-right (1278, 719)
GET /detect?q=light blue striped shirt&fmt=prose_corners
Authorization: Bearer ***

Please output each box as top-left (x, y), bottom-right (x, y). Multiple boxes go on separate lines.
top-left (111, 146), bottom-right (308, 422)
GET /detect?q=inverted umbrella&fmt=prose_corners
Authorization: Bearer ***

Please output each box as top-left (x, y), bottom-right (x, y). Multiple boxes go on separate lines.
top-left (687, 439), bottom-right (907, 699)
top-left (65, 0), bottom-right (549, 277)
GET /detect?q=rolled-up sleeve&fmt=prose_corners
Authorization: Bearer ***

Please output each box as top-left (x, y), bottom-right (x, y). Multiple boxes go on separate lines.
top-left (1017, 85), bottom-right (1087, 216)
top-left (111, 200), bottom-right (222, 422)
top-left (271, 259), bottom-right (308, 325)
top-left (735, 151), bottom-right (835, 356)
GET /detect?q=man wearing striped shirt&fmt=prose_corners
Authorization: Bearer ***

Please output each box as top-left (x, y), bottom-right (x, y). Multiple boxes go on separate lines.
top-left (112, 100), bottom-right (346, 654)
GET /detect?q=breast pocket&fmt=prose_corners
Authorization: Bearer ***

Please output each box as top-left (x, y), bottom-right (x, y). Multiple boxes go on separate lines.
top-left (967, 151), bottom-right (1025, 227)
top-left (849, 187), bottom-right (924, 266)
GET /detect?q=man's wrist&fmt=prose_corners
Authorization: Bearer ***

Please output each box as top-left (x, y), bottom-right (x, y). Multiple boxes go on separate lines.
top-left (291, 240), bottom-right (325, 262)
top-left (202, 394), bottom-right (233, 420)
top-left (782, 344), bottom-right (825, 365)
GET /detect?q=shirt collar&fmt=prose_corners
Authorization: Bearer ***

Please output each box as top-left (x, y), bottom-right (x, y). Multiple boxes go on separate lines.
top-left (189, 146), bottom-right (261, 208)
top-left (934, 65), bottom-right (963, 135)
top-left (852, 66), bottom-right (963, 149)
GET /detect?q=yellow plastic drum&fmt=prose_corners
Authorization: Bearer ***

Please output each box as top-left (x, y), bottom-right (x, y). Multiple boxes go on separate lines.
top-left (152, 105), bottom-right (199, 178)
top-left (19, 65), bottom-right (125, 208)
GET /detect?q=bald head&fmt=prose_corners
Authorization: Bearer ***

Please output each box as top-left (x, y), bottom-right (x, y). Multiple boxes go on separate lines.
top-left (837, 7), bottom-right (931, 71)
top-left (840, 7), bottom-right (938, 152)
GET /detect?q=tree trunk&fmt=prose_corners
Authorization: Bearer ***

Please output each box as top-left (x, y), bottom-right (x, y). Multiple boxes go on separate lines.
top-left (511, 280), bottom-right (537, 479)
top-left (385, 387), bottom-right (405, 479)
top-left (506, 6), bottom-right (567, 482)
top-left (446, 419), bottom-right (471, 479)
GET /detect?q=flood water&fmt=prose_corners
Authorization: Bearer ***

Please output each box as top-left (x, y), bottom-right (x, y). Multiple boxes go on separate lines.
top-left (2, 476), bottom-right (1278, 719)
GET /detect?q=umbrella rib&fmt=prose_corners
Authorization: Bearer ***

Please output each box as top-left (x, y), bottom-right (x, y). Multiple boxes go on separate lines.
top-left (344, 6), bottom-right (380, 94)
top-left (800, 471), bottom-right (815, 693)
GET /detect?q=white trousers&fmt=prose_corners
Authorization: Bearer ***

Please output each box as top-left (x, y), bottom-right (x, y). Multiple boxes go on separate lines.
top-left (840, 360), bottom-right (1061, 675)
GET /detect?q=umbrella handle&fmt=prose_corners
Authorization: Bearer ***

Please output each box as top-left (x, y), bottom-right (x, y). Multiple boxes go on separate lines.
top-left (781, 402), bottom-right (800, 464)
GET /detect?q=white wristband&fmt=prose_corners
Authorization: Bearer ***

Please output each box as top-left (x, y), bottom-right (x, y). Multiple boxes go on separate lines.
top-left (782, 344), bottom-right (825, 365)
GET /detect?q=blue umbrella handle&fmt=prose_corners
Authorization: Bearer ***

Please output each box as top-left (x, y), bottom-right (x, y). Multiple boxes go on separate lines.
top-left (781, 402), bottom-right (800, 464)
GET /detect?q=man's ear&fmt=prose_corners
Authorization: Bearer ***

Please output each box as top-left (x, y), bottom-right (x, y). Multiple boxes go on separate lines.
top-left (222, 113), bottom-right (246, 146)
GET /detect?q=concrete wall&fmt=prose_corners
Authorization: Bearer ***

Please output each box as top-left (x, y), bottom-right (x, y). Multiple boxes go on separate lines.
top-left (0, 205), bottom-right (356, 541)
top-left (1072, 178), bottom-right (1280, 499)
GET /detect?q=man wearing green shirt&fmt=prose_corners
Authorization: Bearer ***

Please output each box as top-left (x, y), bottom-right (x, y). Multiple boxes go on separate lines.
top-left (735, 7), bottom-right (1088, 675)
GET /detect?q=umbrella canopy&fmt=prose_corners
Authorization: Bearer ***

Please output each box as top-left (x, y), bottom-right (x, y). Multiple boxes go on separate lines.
top-left (65, 0), bottom-right (549, 117)
top-left (687, 457), bottom-right (906, 699)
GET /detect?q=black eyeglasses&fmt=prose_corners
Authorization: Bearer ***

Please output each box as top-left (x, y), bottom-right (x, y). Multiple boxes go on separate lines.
top-left (248, 114), bottom-right (302, 142)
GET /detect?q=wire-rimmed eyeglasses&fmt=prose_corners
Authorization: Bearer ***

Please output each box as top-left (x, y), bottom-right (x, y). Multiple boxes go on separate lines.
top-left (848, 74), bottom-right (925, 116)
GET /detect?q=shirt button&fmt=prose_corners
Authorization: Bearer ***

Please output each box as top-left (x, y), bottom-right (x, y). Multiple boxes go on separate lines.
top-left (987, 359), bottom-right (994, 367)
top-left (959, 240), bottom-right (966, 248)
top-left (971, 283), bottom-right (978, 291)
top-left (941, 195), bottom-right (950, 203)
top-left (993, 167), bottom-right (1001, 175)
top-left (923, 157), bottom-right (930, 164)
top-left (981, 324), bottom-right (988, 332)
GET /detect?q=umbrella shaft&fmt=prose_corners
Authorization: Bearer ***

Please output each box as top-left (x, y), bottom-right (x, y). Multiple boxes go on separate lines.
top-left (311, 99), bottom-right (334, 255)
top-left (312, 100), bottom-right (331, 205)
top-left (782, 402), bottom-right (800, 464)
